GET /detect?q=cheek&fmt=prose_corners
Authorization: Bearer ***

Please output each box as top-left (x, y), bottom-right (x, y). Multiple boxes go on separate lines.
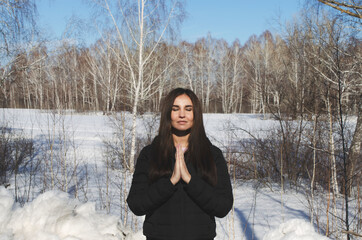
top-left (189, 112), bottom-right (194, 121)
top-left (170, 112), bottom-right (176, 121)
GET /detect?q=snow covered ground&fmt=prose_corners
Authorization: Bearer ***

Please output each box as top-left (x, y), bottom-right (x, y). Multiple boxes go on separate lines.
top-left (0, 109), bottom-right (335, 239)
top-left (0, 185), bottom-right (329, 240)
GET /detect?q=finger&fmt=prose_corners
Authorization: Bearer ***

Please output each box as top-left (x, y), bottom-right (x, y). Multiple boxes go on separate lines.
top-left (177, 144), bottom-right (182, 156)
top-left (180, 161), bottom-right (191, 184)
top-left (177, 145), bottom-right (183, 162)
top-left (176, 146), bottom-right (182, 170)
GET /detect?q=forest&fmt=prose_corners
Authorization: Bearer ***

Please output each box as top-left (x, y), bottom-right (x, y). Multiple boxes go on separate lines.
top-left (0, 0), bottom-right (361, 239)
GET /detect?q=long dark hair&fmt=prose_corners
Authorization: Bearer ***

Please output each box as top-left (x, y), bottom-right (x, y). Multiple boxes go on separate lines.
top-left (149, 88), bottom-right (217, 186)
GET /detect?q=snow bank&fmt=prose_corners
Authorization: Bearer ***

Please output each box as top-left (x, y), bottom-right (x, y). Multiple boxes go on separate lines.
top-left (263, 219), bottom-right (330, 240)
top-left (0, 187), bottom-right (14, 233)
top-left (0, 187), bottom-right (144, 240)
top-left (0, 186), bottom-right (331, 240)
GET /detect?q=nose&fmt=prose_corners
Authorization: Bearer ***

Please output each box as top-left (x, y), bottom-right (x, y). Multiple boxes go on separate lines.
top-left (179, 109), bottom-right (185, 118)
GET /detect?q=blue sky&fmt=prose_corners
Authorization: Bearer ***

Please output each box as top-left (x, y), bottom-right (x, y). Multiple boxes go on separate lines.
top-left (37, 0), bottom-right (302, 45)
top-left (181, 0), bottom-right (302, 43)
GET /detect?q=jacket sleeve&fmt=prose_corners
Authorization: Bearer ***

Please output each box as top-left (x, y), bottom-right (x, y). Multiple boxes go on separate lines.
top-left (127, 146), bottom-right (176, 216)
top-left (184, 146), bottom-right (233, 218)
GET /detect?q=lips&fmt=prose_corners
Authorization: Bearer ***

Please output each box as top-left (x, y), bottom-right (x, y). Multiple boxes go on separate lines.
top-left (177, 121), bottom-right (187, 124)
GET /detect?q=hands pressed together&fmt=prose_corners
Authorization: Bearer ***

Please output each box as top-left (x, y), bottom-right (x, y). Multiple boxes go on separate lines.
top-left (170, 144), bottom-right (191, 185)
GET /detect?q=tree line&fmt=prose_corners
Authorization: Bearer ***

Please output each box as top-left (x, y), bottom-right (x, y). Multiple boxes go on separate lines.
top-left (1, 11), bottom-right (360, 117)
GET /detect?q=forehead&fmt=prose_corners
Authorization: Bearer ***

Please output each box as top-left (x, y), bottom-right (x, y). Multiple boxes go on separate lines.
top-left (173, 94), bottom-right (193, 105)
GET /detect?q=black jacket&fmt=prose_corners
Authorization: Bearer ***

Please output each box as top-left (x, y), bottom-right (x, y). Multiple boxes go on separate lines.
top-left (127, 143), bottom-right (233, 240)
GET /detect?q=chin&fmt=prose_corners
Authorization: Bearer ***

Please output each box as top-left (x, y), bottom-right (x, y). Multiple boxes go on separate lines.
top-left (177, 126), bottom-right (191, 131)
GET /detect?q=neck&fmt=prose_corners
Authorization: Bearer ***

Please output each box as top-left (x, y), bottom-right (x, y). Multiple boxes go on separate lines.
top-left (172, 127), bottom-right (190, 137)
top-left (172, 134), bottom-right (189, 148)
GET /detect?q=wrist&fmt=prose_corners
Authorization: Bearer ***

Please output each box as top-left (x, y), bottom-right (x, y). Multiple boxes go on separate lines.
top-left (170, 176), bottom-right (178, 185)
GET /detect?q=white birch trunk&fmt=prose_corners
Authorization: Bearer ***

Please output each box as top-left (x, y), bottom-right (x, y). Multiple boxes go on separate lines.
top-left (327, 97), bottom-right (339, 196)
top-left (310, 114), bottom-right (317, 223)
top-left (128, 0), bottom-right (145, 173)
top-left (129, 91), bottom-right (139, 173)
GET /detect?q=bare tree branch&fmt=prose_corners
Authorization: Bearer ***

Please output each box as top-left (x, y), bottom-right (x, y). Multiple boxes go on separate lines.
top-left (317, 0), bottom-right (362, 19)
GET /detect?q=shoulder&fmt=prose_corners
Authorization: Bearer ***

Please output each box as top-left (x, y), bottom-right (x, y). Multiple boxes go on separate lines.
top-left (205, 137), bottom-right (223, 157)
top-left (138, 144), bottom-right (154, 159)
top-left (210, 145), bottom-right (226, 163)
top-left (135, 144), bottom-right (153, 165)
top-left (136, 136), bottom-right (161, 163)
top-left (141, 144), bottom-right (153, 153)
top-left (210, 145), bottom-right (230, 177)
top-left (210, 144), bottom-right (223, 156)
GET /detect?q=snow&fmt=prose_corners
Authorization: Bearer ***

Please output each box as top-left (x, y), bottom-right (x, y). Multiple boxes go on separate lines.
top-left (263, 219), bottom-right (330, 240)
top-left (0, 109), bottom-right (333, 240)
top-left (0, 186), bottom-right (327, 240)
top-left (0, 186), bottom-right (143, 240)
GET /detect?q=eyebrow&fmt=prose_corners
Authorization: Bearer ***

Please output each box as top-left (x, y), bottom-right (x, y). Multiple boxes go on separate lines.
top-left (172, 105), bottom-right (193, 107)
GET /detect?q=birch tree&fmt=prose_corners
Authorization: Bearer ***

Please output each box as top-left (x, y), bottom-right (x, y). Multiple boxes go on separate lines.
top-left (317, 0), bottom-right (362, 19)
top-left (216, 39), bottom-right (245, 113)
top-left (216, 39), bottom-right (232, 113)
top-left (92, 0), bottom-right (184, 172)
top-left (187, 34), bottom-right (217, 113)
top-left (0, 0), bottom-right (37, 105)
top-left (300, 8), bottom-right (361, 238)
top-left (193, 38), bottom-right (208, 111)
top-left (244, 35), bottom-right (263, 114)
top-left (179, 41), bottom-right (196, 90)
top-left (315, 0), bottom-right (362, 202)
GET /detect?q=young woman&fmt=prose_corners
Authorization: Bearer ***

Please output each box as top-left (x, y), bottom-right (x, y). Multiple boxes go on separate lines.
top-left (127, 88), bottom-right (233, 240)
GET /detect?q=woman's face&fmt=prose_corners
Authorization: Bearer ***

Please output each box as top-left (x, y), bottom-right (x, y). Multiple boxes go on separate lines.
top-left (171, 94), bottom-right (194, 131)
